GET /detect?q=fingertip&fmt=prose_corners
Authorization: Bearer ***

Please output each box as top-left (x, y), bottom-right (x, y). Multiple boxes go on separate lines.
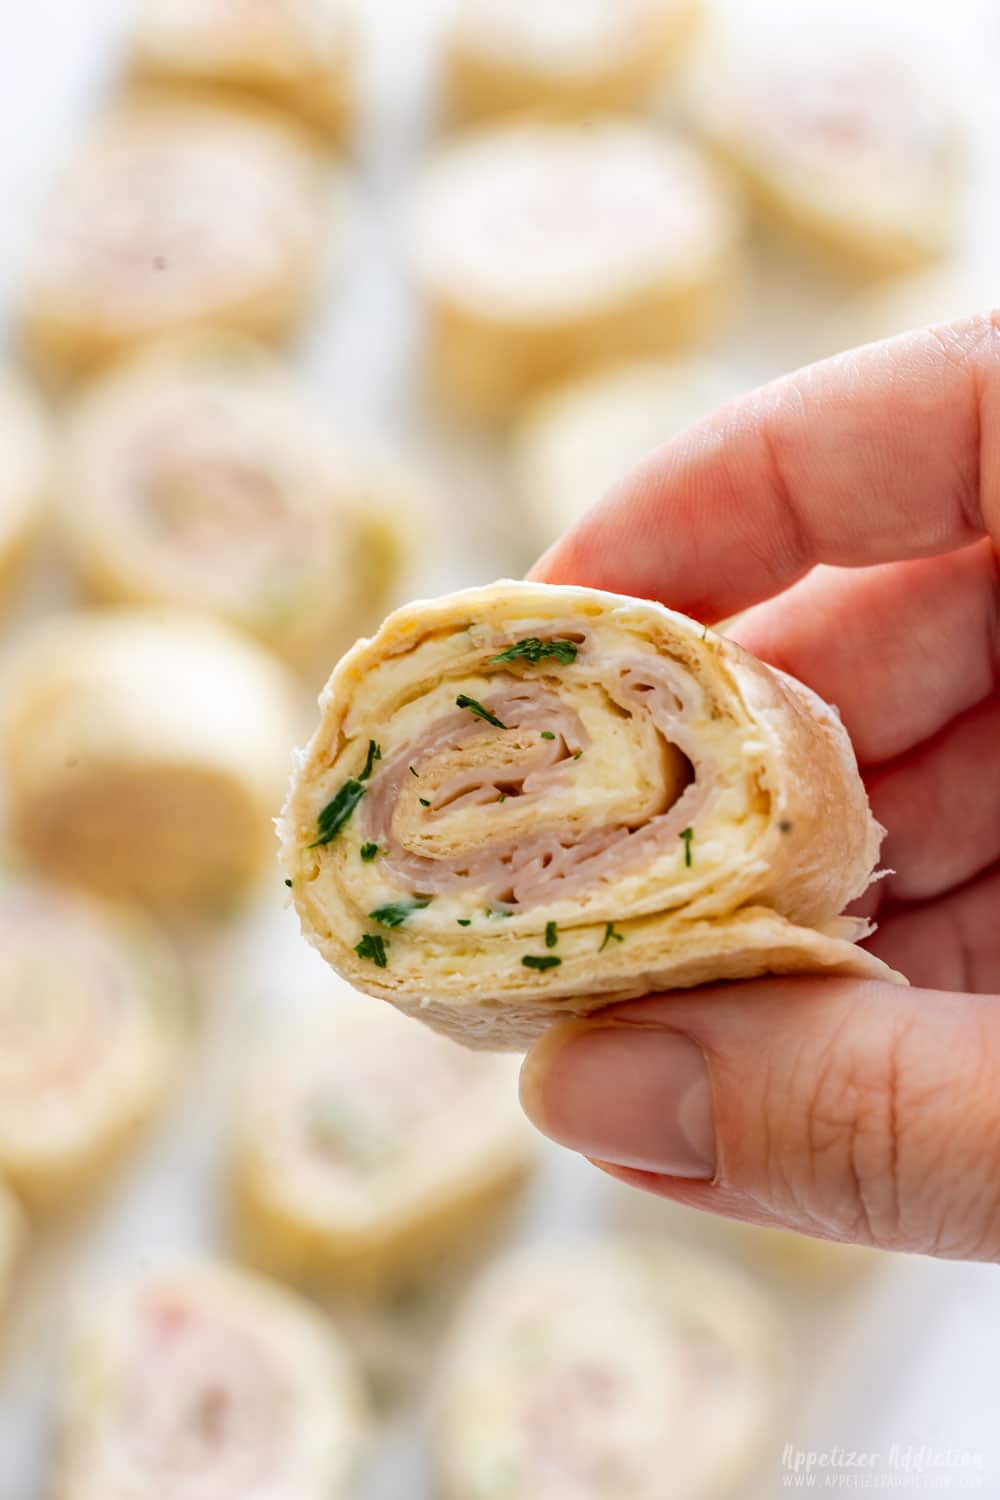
top-left (519, 1015), bottom-right (716, 1179)
top-left (518, 1017), bottom-right (590, 1130)
top-left (524, 545), bottom-right (560, 583)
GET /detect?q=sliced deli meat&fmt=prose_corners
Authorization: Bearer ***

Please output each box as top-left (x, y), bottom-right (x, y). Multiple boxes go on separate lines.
top-left (281, 580), bottom-right (903, 1050)
top-left (0, 874), bottom-right (183, 1210)
top-left (409, 121), bottom-right (741, 416)
top-left (19, 100), bottom-right (333, 382)
top-left (231, 996), bottom-right (535, 1291)
top-left (691, 34), bottom-right (961, 272)
top-left (434, 1235), bottom-right (787, 1500)
top-left (51, 1260), bottom-right (367, 1500)
top-left (59, 337), bottom-right (412, 672)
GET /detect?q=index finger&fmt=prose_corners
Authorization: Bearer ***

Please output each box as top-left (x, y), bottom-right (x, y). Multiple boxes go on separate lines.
top-left (531, 314), bottom-right (1000, 620)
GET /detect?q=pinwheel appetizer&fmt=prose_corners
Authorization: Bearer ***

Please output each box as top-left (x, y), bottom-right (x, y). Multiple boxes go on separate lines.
top-left (282, 580), bottom-right (902, 1050)
top-left (692, 38), bottom-right (960, 272)
top-left (51, 1260), bottom-right (367, 1500)
top-left (59, 337), bottom-right (410, 670)
top-left (129, 0), bottom-right (357, 142)
top-left (231, 997), bottom-right (535, 1292)
top-left (0, 371), bottom-right (49, 609)
top-left (0, 1181), bottom-right (26, 1317)
top-left (443, 0), bottom-right (701, 123)
top-left (1, 609), bottom-right (299, 910)
top-left (511, 358), bottom-right (731, 548)
top-left (410, 121), bottom-right (740, 417)
top-left (19, 100), bottom-right (333, 382)
top-left (435, 1236), bottom-right (786, 1500)
top-left (0, 874), bottom-right (182, 1211)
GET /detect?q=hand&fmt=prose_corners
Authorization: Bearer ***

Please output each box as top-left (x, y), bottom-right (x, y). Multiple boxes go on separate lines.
top-left (519, 314), bottom-right (1000, 1261)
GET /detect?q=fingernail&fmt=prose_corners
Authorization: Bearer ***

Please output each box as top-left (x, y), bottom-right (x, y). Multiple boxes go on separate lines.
top-left (520, 1020), bottom-right (716, 1179)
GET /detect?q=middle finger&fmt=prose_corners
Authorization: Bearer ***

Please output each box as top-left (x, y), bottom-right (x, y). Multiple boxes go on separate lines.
top-left (728, 538), bottom-right (997, 765)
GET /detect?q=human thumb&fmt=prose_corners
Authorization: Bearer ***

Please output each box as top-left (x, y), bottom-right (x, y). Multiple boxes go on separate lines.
top-left (519, 976), bottom-right (1000, 1260)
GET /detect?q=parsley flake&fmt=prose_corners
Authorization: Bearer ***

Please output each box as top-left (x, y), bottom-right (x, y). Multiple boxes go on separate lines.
top-left (522, 954), bottom-right (561, 971)
top-left (355, 933), bottom-right (388, 967)
top-left (360, 843), bottom-right (379, 862)
top-left (599, 922), bottom-right (623, 952)
top-left (369, 901), bottom-right (430, 928)
top-left (457, 918), bottom-right (471, 927)
top-left (680, 828), bottom-right (694, 867)
top-left (309, 741), bottom-right (383, 848)
top-left (540, 730), bottom-right (556, 740)
top-left (491, 638), bottom-right (578, 667)
top-left (311, 779), bottom-right (366, 847)
top-left (456, 694), bottom-right (508, 729)
top-left (544, 921), bottom-right (558, 949)
top-left (419, 797), bottom-right (430, 807)
top-left (360, 740), bottom-right (382, 780)
top-left (283, 878), bottom-right (293, 889)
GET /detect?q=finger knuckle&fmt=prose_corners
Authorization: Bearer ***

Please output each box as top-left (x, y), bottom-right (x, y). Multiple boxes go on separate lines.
top-left (772, 1004), bottom-right (1000, 1258)
top-left (772, 1011), bottom-right (935, 1251)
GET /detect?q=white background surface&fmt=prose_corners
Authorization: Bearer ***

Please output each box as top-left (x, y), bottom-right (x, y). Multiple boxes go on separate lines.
top-left (2, 1), bottom-right (1000, 1496)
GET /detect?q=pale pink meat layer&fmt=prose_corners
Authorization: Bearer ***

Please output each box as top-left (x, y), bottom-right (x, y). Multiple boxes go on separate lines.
top-left (122, 1292), bottom-right (292, 1493)
top-left (359, 643), bottom-right (715, 910)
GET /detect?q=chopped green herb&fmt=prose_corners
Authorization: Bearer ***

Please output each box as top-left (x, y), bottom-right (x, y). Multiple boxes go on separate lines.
top-left (419, 797), bottom-right (430, 807)
top-left (544, 921), bottom-right (558, 949)
top-left (311, 779), bottom-right (366, 847)
top-left (540, 730), bottom-right (556, 741)
top-left (360, 843), bottom-right (379, 862)
top-left (522, 954), bottom-right (561, 971)
top-left (409, 765), bottom-right (419, 777)
top-left (284, 878), bottom-right (293, 889)
top-left (486, 908), bottom-right (512, 919)
top-left (680, 828), bottom-right (694, 867)
top-left (360, 740), bottom-right (382, 780)
top-left (600, 922), bottom-right (623, 952)
top-left (369, 900), bottom-right (430, 928)
top-left (456, 694), bottom-right (508, 729)
top-left (498, 793), bottom-right (507, 803)
top-left (572, 750), bottom-right (583, 760)
top-left (457, 918), bottom-right (471, 927)
top-left (355, 933), bottom-right (387, 967)
top-left (701, 623), bottom-right (710, 641)
top-left (491, 638), bottom-right (579, 667)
